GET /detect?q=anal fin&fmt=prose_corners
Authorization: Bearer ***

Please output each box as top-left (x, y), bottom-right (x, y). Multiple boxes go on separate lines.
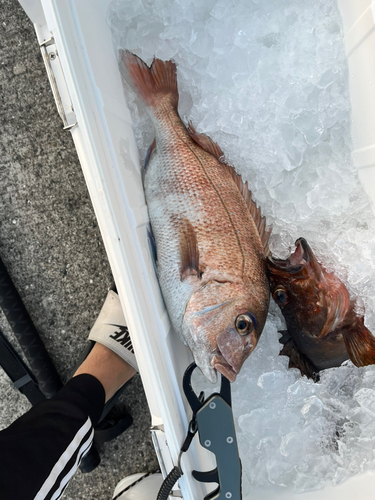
top-left (279, 334), bottom-right (319, 381)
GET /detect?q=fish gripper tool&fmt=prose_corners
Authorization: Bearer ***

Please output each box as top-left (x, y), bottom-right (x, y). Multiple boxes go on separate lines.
top-left (182, 362), bottom-right (242, 500)
top-left (157, 362), bottom-right (242, 500)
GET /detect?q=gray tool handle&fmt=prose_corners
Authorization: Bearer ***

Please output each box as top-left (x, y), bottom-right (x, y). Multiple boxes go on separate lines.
top-left (194, 394), bottom-right (242, 500)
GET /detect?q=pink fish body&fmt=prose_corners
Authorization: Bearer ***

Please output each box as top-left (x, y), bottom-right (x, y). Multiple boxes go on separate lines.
top-left (122, 52), bottom-right (270, 383)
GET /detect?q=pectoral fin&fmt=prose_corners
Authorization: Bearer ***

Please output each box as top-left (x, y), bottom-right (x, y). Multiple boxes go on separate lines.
top-left (342, 316), bottom-right (375, 367)
top-left (319, 286), bottom-right (350, 338)
top-left (179, 218), bottom-right (202, 281)
top-left (279, 334), bottom-right (319, 381)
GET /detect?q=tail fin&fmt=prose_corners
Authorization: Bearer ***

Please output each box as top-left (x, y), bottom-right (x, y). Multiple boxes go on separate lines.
top-left (342, 316), bottom-right (375, 367)
top-left (120, 50), bottom-right (178, 110)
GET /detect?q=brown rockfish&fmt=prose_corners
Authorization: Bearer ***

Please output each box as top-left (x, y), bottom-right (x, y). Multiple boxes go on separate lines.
top-left (122, 51), bottom-right (270, 383)
top-left (267, 237), bottom-right (375, 380)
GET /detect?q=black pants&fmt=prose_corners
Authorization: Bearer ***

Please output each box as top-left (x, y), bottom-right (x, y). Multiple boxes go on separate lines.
top-left (0, 374), bottom-right (105, 500)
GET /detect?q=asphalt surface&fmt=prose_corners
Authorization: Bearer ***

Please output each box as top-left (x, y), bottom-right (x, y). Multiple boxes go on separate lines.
top-left (0, 0), bottom-right (158, 498)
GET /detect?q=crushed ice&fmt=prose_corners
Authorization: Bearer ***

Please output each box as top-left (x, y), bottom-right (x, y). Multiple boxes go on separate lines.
top-left (108, 0), bottom-right (375, 493)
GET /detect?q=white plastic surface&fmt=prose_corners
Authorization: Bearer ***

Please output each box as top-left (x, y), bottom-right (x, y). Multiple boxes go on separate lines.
top-left (338, 0), bottom-right (375, 214)
top-left (18, 0), bottom-right (375, 498)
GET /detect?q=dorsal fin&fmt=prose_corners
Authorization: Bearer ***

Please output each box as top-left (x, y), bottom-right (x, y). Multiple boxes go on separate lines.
top-left (187, 122), bottom-right (224, 160)
top-left (187, 122), bottom-right (272, 257)
top-left (223, 163), bottom-right (271, 256)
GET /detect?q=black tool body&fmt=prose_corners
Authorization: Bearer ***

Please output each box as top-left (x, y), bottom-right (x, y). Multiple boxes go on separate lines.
top-left (183, 363), bottom-right (242, 500)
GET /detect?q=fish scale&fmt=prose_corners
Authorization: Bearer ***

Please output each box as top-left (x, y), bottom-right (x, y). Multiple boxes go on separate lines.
top-left (147, 124), bottom-right (260, 284)
top-left (123, 51), bottom-right (270, 382)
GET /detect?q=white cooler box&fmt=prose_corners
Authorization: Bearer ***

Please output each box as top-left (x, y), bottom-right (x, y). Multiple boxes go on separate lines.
top-left (18, 1), bottom-right (375, 499)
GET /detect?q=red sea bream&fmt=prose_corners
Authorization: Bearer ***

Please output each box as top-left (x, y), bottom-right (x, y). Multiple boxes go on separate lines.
top-left (122, 51), bottom-right (270, 383)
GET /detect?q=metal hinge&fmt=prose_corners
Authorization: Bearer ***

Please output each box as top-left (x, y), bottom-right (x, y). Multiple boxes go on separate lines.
top-left (40, 37), bottom-right (77, 130)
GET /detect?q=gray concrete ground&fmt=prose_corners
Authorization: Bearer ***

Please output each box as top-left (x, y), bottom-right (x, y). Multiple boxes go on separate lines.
top-left (0, 0), bottom-right (158, 498)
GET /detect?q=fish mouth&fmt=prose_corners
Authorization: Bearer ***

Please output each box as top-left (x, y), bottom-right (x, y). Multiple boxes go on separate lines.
top-left (211, 351), bottom-right (237, 382)
top-left (267, 238), bottom-right (325, 282)
top-left (267, 238), bottom-right (310, 273)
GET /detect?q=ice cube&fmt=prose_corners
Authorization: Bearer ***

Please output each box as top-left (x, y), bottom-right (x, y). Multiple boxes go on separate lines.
top-left (294, 473), bottom-right (323, 493)
top-left (257, 370), bottom-right (292, 392)
top-left (301, 396), bottom-right (324, 418)
top-left (231, 113), bottom-right (244, 125)
top-left (317, 69), bottom-right (339, 89)
top-left (287, 379), bottom-right (318, 405)
top-left (266, 459), bottom-right (295, 486)
top-left (294, 112), bottom-right (321, 145)
top-left (362, 366), bottom-right (375, 388)
top-left (348, 407), bottom-right (373, 427)
top-left (260, 33), bottom-right (280, 48)
top-left (116, 0), bottom-right (144, 21)
top-left (280, 431), bottom-right (302, 458)
top-left (332, 467), bottom-right (347, 485)
top-left (239, 409), bottom-right (267, 434)
top-left (355, 388), bottom-right (375, 417)
top-left (232, 73), bottom-right (248, 89)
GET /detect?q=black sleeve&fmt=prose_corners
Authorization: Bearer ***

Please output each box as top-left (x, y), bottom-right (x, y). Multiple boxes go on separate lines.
top-left (0, 374), bottom-right (105, 500)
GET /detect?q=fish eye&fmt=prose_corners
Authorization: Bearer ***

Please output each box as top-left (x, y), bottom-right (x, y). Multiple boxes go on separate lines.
top-left (235, 314), bottom-right (254, 336)
top-left (273, 287), bottom-right (288, 306)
